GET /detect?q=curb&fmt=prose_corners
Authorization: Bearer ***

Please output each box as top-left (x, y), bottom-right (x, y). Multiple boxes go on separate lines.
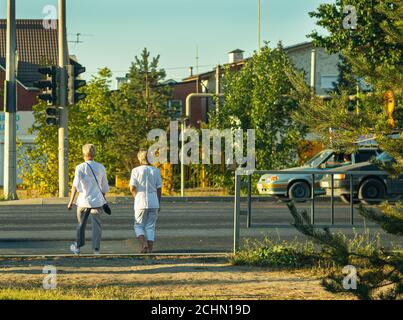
top-left (0, 252), bottom-right (230, 259)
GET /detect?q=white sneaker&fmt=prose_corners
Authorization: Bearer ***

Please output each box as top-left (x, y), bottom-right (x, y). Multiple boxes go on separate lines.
top-left (70, 243), bottom-right (80, 255)
top-left (93, 250), bottom-right (100, 255)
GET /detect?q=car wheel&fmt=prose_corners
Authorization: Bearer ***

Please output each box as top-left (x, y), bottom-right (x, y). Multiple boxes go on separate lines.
top-left (358, 179), bottom-right (386, 205)
top-left (340, 194), bottom-right (359, 204)
top-left (289, 182), bottom-right (311, 202)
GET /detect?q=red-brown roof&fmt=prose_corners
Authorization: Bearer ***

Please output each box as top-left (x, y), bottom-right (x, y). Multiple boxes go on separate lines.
top-left (0, 19), bottom-right (60, 87)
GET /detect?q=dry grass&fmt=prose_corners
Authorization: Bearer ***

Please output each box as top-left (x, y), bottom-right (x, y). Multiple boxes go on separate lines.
top-left (0, 256), bottom-right (354, 300)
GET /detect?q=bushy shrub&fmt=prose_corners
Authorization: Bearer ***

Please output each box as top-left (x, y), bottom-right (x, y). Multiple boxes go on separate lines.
top-left (230, 237), bottom-right (321, 269)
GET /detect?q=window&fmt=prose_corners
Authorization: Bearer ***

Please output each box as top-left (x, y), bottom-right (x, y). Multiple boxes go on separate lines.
top-left (355, 150), bottom-right (378, 163)
top-left (376, 152), bottom-right (394, 163)
top-left (321, 75), bottom-right (338, 89)
top-left (168, 100), bottom-right (183, 119)
top-left (323, 153), bottom-right (346, 168)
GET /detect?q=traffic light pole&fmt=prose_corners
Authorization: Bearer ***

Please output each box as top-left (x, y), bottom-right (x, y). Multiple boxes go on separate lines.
top-left (58, 0), bottom-right (68, 198)
top-left (3, 0), bottom-right (18, 200)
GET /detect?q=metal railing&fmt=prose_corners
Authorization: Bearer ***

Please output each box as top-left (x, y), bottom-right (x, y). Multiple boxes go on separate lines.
top-left (233, 169), bottom-right (395, 253)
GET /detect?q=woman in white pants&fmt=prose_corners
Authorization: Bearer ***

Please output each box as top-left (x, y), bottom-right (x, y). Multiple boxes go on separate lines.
top-left (129, 149), bottom-right (162, 253)
top-left (67, 144), bottom-right (109, 255)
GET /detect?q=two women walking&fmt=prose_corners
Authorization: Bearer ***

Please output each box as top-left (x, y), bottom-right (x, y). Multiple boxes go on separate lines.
top-left (67, 144), bottom-right (162, 255)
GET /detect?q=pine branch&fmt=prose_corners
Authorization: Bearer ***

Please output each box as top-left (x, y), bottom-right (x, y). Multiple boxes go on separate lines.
top-left (359, 203), bottom-right (403, 235)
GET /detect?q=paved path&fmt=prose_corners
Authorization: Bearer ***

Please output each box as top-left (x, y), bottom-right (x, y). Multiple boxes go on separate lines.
top-left (0, 201), bottom-right (400, 255)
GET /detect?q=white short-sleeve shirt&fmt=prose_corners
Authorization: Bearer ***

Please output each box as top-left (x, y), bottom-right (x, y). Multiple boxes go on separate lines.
top-left (72, 161), bottom-right (110, 208)
top-left (129, 165), bottom-right (162, 210)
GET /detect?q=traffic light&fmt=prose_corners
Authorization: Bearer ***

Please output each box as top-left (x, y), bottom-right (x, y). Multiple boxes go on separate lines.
top-left (67, 63), bottom-right (87, 105)
top-left (33, 66), bottom-right (58, 105)
top-left (45, 106), bottom-right (58, 126)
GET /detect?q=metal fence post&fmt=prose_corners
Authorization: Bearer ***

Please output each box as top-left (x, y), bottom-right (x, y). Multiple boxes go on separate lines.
top-left (233, 173), bottom-right (241, 253)
top-left (331, 174), bottom-right (335, 225)
top-left (311, 174), bottom-right (315, 225)
top-left (247, 174), bottom-right (252, 228)
top-left (350, 174), bottom-right (354, 225)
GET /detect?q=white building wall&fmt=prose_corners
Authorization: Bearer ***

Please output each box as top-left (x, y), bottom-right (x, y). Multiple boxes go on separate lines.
top-left (287, 46), bottom-right (340, 96)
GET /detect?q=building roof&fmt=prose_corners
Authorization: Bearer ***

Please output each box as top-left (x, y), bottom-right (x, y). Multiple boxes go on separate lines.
top-left (283, 41), bottom-right (313, 53)
top-left (0, 19), bottom-right (61, 87)
top-left (182, 42), bottom-right (316, 82)
top-left (228, 49), bottom-right (244, 54)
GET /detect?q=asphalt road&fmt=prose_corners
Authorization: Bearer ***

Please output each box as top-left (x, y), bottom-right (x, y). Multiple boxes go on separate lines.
top-left (0, 201), bottom-right (401, 255)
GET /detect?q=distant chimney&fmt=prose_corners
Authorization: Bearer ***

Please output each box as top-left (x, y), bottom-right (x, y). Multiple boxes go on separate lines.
top-left (189, 66), bottom-right (194, 77)
top-left (228, 49), bottom-right (244, 63)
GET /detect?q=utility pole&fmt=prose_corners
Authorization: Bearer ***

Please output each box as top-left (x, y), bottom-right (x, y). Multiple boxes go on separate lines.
top-left (3, 0), bottom-right (18, 200)
top-left (215, 64), bottom-right (221, 111)
top-left (258, 0), bottom-right (261, 53)
top-left (180, 120), bottom-right (185, 197)
top-left (310, 48), bottom-right (316, 96)
top-left (195, 46), bottom-right (199, 94)
top-left (58, 0), bottom-right (69, 198)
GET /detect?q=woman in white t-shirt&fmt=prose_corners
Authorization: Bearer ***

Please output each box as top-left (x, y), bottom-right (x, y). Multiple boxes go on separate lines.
top-left (129, 149), bottom-right (162, 253)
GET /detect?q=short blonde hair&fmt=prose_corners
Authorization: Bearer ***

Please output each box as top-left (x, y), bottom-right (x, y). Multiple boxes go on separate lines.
top-left (82, 144), bottom-right (96, 158)
top-left (137, 149), bottom-right (149, 165)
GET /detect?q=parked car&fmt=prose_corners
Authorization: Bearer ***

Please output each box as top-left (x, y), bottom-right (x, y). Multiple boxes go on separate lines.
top-left (319, 152), bottom-right (403, 204)
top-left (257, 148), bottom-right (381, 201)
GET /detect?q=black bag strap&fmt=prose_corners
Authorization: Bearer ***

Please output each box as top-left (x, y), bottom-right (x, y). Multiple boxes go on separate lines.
top-left (86, 162), bottom-right (108, 203)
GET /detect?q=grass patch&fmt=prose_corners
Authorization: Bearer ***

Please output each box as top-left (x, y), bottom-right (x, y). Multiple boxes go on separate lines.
top-left (230, 230), bottom-right (396, 270)
top-left (230, 237), bottom-right (326, 269)
top-left (0, 286), bottom-right (196, 300)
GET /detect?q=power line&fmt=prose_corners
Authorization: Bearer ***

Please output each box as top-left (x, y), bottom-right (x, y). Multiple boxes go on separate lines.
top-left (68, 32), bottom-right (94, 44)
top-left (85, 64), bottom-right (216, 75)
top-left (86, 64), bottom-right (215, 73)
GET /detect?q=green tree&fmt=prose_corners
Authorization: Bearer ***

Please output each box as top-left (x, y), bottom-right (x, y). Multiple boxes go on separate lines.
top-left (207, 43), bottom-right (306, 191)
top-left (108, 48), bottom-right (172, 174)
top-left (18, 100), bottom-right (59, 194)
top-left (285, 0), bottom-right (402, 299)
top-left (19, 68), bottom-right (114, 194)
top-left (72, 68), bottom-right (116, 178)
top-left (334, 55), bottom-right (360, 95)
top-left (309, 0), bottom-right (401, 70)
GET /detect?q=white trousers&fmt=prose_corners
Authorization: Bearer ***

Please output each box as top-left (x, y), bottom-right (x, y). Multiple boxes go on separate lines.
top-left (134, 208), bottom-right (159, 241)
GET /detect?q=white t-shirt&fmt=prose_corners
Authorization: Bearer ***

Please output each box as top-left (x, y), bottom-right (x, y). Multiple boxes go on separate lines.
top-left (129, 165), bottom-right (162, 210)
top-left (73, 161), bottom-right (110, 208)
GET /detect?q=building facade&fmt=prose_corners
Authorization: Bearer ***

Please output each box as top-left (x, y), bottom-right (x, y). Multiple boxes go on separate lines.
top-left (115, 43), bottom-right (340, 128)
top-left (286, 42), bottom-right (340, 96)
top-left (170, 42), bottom-right (340, 125)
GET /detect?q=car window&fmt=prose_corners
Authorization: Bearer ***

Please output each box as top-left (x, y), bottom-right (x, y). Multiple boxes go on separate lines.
top-left (323, 153), bottom-right (346, 168)
top-left (376, 152), bottom-right (395, 162)
top-left (305, 150), bottom-right (334, 167)
top-left (355, 150), bottom-right (378, 163)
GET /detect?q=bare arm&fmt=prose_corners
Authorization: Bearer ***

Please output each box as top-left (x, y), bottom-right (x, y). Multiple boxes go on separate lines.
top-left (130, 185), bottom-right (137, 199)
top-left (67, 186), bottom-right (78, 210)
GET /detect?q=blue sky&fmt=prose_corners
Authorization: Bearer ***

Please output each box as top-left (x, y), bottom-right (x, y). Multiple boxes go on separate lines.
top-left (0, 0), bottom-right (333, 87)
